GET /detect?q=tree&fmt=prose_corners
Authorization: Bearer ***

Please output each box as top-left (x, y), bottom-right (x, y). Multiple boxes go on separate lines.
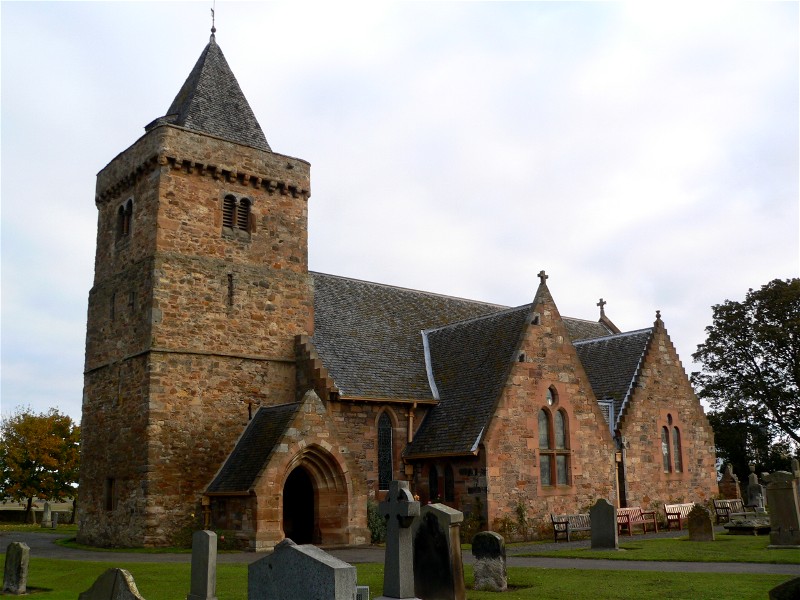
top-left (0, 407), bottom-right (80, 521)
top-left (692, 278), bottom-right (800, 478)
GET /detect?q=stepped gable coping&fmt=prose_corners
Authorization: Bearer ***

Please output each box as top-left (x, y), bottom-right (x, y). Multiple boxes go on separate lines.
top-left (206, 402), bottom-right (301, 494)
top-left (573, 327), bottom-right (653, 430)
top-left (145, 33), bottom-right (270, 152)
top-left (405, 304), bottom-right (533, 458)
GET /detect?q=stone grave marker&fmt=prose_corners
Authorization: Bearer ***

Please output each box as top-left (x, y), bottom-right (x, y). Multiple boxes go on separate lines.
top-left (376, 480), bottom-right (420, 600)
top-left (412, 503), bottom-right (465, 600)
top-left (718, 464), bottom-right (741, 499)
top-left (769, 576), bottom-right (800, 600)
top-left (40, 501), bottom-right (52, 528)
top-left (78, 568), bottom-right (145, 600)
top-left (687, 504), bottom-right (715, 541)
top-left (3, 541), bottom-right (30, 595)
top-left (747, 464), bottom-right (766, 510)
top-left (590, 498), bottom-right (618, 550)
top-left (248, 538), bottom-right (357, 600)
top-left (471, 531), bottom-right (506, 592)
top-left (764, 470), bottom-right (800, 548)
top-left (188, 530), bottom-right (217, 600)
top-left (51, 511), bottom-right (59, 528)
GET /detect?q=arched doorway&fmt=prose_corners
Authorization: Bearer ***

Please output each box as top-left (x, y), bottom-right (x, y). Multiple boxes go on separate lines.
top-left (283, 466), bottom-right (315, 543)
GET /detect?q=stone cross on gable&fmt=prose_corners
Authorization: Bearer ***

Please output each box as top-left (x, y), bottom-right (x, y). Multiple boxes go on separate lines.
top-left (597, 298), bottom-right (607, 317)
top-left (379, 480), bottom-right (420, 600)
top-left (537, 270), bottom-right (548, 285)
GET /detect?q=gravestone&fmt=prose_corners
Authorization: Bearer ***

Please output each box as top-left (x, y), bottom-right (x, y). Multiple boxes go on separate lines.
top-left (718, 464), bottom-right (741, 499)
top-left (248, 539), bottom-right (357, 600)
top-left (412, 503), bottom-right (465, 600)
top-left (764, 471), bottom-right (800, 548)
top-left (78, 568), bottom-right (145, 600)
top-left (471, 531), bottom-right (506, 592)
top-left (746, 464), bottom-right (766, 510)
top-left (376, 481), bottom-right (420, 600)
top-left (687, 504), bottom-right (715, 541)
top-left (188, 530), bottom-right (217, 600)
top-left (40, 501), bottom-right (52, 528)
top-left (3, 541), bottom-right (30, 595)
top-left (52, 511), bottom-right (59, 528)
top-left (590, 499), bottom-right (618, 550)
top-left (769, 576), bottom-right (800, 600)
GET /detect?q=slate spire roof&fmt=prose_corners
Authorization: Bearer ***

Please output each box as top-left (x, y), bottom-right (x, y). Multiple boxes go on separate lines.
top-left (145, 34), bottom-right (271, 151)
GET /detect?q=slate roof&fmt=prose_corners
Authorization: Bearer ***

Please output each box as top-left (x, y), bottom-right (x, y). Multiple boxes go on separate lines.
top-left (145, 35), bottom-right (271, 151)
top-left (573, 328), bottom-right (653, 429)
top-left (310, 273), bottom-right (506, 400)
top-left (206, 403), bottom-right (300, 494)
top-left (405, 305), bottom-right (533, 457)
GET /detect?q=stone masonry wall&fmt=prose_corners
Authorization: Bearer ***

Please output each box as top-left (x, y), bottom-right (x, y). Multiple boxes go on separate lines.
top-left (618, 320), bottom-right (718, 516)
top-left (483, 285), bottom-right (617, 537)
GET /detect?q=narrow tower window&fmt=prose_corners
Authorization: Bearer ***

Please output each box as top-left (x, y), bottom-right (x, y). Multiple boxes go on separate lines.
top-left (237, 198), bottom-right (250, 231)
top-left (222, 195), bottom-right (236, 229)
top-left (377, 412), bottom-right (393, 490)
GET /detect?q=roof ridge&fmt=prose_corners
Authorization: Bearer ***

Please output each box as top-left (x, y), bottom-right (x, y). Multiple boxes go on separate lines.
top-left (310, 271), bottom-right (509, 309)
top-left (572, 327), bottom-right (653, 346)
top-left (423, 303), bottom-right (532, 334)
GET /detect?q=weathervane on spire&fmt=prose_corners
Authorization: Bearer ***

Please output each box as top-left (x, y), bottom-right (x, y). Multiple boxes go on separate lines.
top-left (211, 0), bottom-right (217, 36)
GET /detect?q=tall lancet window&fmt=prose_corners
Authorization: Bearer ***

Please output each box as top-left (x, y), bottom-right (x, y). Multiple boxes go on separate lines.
top-left (378, 412), bottom-right (393, 490)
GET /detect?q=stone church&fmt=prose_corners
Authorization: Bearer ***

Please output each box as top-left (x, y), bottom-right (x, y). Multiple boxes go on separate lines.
top-left (78, 33), bottom-right (718, 549)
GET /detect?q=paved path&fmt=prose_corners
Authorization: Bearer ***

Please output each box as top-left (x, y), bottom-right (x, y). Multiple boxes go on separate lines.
top-left (2, 531), bottom-right (798, 576)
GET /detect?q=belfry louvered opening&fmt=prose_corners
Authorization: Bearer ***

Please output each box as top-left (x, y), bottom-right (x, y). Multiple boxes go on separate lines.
top-left (222, 194), bottom-right (252, 236)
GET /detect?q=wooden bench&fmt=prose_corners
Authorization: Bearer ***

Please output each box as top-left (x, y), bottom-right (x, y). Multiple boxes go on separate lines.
top-left (551, 513), bottom-right (591, 542)
top-left (617, 506), bottom-right (658, 536)
top-left (713, 498), bottom-right (755, 524)
top-left (664, 502), bottom-right (695, 530)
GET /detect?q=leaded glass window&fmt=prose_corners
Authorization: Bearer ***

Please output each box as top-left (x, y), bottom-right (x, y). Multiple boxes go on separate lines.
top-left (672, 427), bottom-right (682, 472)
top-left (378, 413), bottom-right (392, 490)
top-left (661, 426), bottom-right (671, 472)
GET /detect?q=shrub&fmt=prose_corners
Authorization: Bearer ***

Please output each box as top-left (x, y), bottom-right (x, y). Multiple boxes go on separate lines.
top-left (367, 499), bottom-right (386, 543)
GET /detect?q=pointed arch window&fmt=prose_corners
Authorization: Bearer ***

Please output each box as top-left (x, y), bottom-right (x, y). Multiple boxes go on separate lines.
top-left (538, 387), bottom-right (570, 487)
top-left (116, 199), bottom-right (133, 241)
top-left (661, 426), bottom-right (671, 473)
top-left (429, 465), bottom-right (439, 502)
top-left (672, 427), bottom-right (682, 472)
top-left (377, 412), bottom-right (393, 490)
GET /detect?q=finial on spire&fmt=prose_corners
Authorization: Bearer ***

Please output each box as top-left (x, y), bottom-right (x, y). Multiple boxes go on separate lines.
top-left (210, 1), bottom-right (216, 37)
top-left (655, 309), bottom-right (662, 321)
top-left (597, 298), bottom-right (607, 317)
top-left (537, 270), bottom-right (549, 285)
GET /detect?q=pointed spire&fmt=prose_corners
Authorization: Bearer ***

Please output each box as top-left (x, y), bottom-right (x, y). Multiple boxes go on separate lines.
top-left (145, 36), bottom-right (270, 151)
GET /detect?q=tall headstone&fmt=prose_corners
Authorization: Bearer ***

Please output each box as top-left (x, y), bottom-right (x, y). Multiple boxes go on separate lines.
top-left (764, 471), bottom-right (800, 548)
top-left (248, 539), bottom-right (357, 600)
top-left (412, 503), bottom-right (465, 600)
top-left (687, 504), bottom-right (715, 541)
top-left (769, 576), bottom-right (800, 600)
top-left (40, 501), bottom-right (52, 528)
top-left (78, 568), bottom-right (145, 600)
top-left (718, 464), bottom-right (741, 499)
top-left (471, 531), bottom-right (506, 592)
top-left (2, 542), bottom-right (30, 595)
top-left (188, 530), bottom-right (217, 600)
top-left (590, 499), bottom-right (618, 550)
top-left (376, 481), bottom-right (420, 600)
top-left (747, 464), bottom-right (766, 510)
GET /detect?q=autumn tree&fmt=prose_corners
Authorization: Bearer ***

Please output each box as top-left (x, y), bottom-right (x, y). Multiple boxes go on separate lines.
top-left (692, 278), bottom-right (800, 480)
top-left (0, 407), bottom-right (80, 521)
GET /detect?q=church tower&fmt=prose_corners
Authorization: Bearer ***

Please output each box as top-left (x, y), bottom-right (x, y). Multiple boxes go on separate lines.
top-left (79, 33), bottom-right (312, 546)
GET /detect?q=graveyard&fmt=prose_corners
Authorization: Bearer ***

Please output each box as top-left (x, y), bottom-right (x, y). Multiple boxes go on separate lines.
top-left (2, 479), bottom-right (799, 600)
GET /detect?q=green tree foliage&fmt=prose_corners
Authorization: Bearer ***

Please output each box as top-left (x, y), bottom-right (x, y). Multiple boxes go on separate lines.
top-left (692, 278), bottom-right (800, 478)
top-left (0, 407), bottom-right (80, 519)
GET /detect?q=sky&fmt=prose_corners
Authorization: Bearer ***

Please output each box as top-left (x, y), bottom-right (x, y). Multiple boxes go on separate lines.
top-left (1, 1), bottom-right (798, 424)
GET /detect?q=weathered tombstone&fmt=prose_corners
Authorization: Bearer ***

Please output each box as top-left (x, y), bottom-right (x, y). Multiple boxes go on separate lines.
top-left (188, 530), bottom-right (217, 600)
top-left (718, 464), bottom-right (741, 499)
top-left (248, 539), bottom-right (357, 600)
top-left (40, 501), bottom-right (52, 528)
top-left (687, 504), bottom-right (715, 542)
top-left (590, 499), bottom-right (618, 550)
top-left (376, 481), bottom-right (420, 600)
top-left (51, 511), bottom-right (59, 528)
top-left (3, 542), bottom-right (30, 595)
top-left (769, 576), bottom-right (800, 600)
top-left (764, 471), bottom-right (800, 548)
top-left (78, 568), bottom-right (145, 600)
top-left (747, 464), bottom-right (766, 510)
top-left (471, 531), bottom-right (506, 592)
top-left (412, 503), bottom-right (465, 600)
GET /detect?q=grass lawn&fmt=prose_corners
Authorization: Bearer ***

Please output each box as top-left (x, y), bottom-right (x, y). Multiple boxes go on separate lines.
top-left (517, 533), bottom-right (800, 564)
top-left (0, 556), bottom-right (789, 600)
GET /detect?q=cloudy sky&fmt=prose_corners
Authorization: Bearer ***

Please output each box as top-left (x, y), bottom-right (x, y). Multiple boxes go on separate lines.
top-left (2, 2), bottom-right (798, 424)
